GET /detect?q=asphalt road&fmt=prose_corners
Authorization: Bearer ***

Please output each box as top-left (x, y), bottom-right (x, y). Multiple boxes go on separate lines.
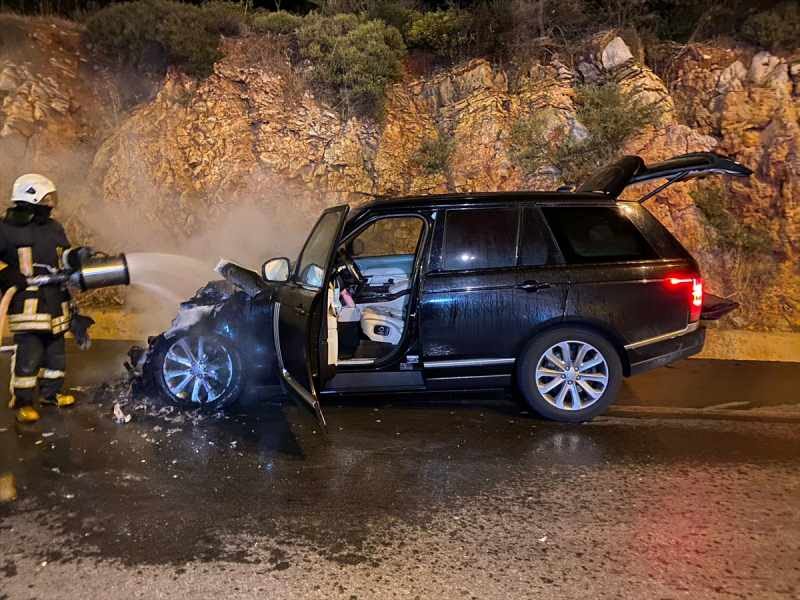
top-left (1, 342), bottom-right (799, 599)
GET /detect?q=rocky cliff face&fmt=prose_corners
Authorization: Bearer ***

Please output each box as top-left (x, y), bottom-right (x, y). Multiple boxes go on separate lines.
top-left (1, 15), bottom-right (798, 332)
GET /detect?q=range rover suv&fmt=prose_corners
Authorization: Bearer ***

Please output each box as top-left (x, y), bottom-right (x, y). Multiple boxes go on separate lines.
top-left (135, 152), bottom-right (749, 424)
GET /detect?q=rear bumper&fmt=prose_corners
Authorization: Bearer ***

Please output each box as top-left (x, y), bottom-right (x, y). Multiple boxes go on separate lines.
top-left (627, 326), bottom-right (705, 376)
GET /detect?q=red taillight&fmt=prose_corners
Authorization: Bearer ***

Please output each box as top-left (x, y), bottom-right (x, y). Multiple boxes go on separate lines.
top-left (668, 277), bottom-right (692, 285)
top-left (667, 276), bottom-right (703, 322)
top-left (691, 278), bottom-right (703, 322)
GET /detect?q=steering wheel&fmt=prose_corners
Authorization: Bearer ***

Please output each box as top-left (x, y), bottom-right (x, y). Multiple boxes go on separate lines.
top-left (339, 250), bottom-right (365, 286)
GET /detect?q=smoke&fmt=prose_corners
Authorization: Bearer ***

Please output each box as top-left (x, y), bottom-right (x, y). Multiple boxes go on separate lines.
top-left (0, 135), bottom-right (324, 337)
top-left (78, 178), bottom-right (323, 336)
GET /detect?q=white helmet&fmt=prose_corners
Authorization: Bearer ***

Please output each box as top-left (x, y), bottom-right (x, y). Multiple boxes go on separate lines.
top-left (11, 173), bottom-right (58, 206)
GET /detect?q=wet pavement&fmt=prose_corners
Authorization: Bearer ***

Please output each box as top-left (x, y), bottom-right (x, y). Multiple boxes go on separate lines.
top-left (1, 342), bottom-right (799, 598)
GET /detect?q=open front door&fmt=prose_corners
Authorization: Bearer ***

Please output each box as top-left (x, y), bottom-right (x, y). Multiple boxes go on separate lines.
top-left (274, 206), bottom-right (349, 429)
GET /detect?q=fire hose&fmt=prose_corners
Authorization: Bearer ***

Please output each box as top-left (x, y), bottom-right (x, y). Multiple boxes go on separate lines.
top-left (0, 285), bottom-right (18, 354)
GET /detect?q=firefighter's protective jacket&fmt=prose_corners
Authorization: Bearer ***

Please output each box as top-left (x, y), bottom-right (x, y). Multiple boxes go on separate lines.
top-left (0, 207), bottom-right (72, 335)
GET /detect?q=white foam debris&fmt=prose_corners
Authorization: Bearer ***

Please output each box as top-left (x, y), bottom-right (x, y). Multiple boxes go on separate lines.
top-left (113, 402), bottom-right (132, 424)
top-left (165, 305), bottom-right (214, 338)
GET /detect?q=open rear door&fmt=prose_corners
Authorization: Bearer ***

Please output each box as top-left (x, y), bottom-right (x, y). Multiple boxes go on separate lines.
top-left (274, 206), bottom-right (349, 430)
top-left (577, 152), bottom-right (753, 201)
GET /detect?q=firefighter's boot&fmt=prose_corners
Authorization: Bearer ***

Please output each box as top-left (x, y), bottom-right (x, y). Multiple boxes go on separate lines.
top-left (15, 406), bottom-right (40, 423)
top-left (41, 393), bottom-right (76, 408)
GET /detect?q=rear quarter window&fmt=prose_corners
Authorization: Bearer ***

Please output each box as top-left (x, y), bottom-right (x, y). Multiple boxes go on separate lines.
top-left (622, 203), bottom-right (691, 259)
top-left (542, 206), bottom-right (658, 264)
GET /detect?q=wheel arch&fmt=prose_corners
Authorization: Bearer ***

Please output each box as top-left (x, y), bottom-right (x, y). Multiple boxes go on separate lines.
top-left (516, 317), bottom-right (631, 376)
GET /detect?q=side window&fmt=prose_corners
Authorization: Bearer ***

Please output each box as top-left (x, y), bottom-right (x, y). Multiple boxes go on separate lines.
top-left (542, 206), bottom-right (657, 264)
top-left (295, 211), bottom-right (343, 288)
top-left (443, 207), bottom-right (518, 271)
top-left (349, 217), bottom-right (423, 257)
top-left (519, 206), bottom-right (561, 266)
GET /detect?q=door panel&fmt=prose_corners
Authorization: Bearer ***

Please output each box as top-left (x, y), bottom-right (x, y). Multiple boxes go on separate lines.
top-left (276, 285), bottom-right (319, 390)
top-left (275, 206), bottom-right (349, 428)
top-left (420, 269), bottom-right (519, 360)
top-left (420, 205), bottom-right (520, 363)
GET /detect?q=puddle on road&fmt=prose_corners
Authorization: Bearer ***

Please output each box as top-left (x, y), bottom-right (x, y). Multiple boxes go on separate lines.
top-left (1, 382), bottom-right (799, 570)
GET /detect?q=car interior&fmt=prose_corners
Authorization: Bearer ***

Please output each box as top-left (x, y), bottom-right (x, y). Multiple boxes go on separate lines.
top-left (326, 216), bottom-right (424, 365)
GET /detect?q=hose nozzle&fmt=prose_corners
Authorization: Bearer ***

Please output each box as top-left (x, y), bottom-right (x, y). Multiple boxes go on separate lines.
top-left (73, 254), bottom-right (130, 291)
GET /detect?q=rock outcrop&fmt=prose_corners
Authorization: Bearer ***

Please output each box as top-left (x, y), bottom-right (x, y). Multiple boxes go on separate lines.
top-left (1, 19), bottom-right (798, 333)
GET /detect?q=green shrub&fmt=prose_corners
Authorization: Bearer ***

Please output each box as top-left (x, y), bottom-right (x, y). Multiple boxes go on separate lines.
top-left (412, 133), bottom-right (454, 175)
top-left (691, 184), bottom-right (772, 255)
top-left (406, 9), bottom-right (473, 62)
top-left (509, 111), bottom-right (594, 183)
top-left (85, 0), bottom-right (225, 77)
top-left (251, 10), bottom-right (303, 35)
top-left (741, 2), bottom-right (800, 51)
top-left (575, 83), bottom-right (659, 151)
top-left (365, 1), bottom-right (416, 37)
top-left (509, 112), bottom-right (559, 176)
top-left (464, 0), bottom-right (516, 61)
top-left (510, 83), bottom-right (660, 184)
top-left (297, 13), bottom-right (406, 116)
top-left (200, 1), bottom-right (247, 37)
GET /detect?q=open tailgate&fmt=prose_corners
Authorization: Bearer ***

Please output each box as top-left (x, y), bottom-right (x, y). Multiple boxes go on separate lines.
top-left (577, 152), bottom-right (753, 201)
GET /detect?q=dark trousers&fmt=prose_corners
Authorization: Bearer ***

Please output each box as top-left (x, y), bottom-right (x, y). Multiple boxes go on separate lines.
top-left (11, 332), bottom-right (66, 408)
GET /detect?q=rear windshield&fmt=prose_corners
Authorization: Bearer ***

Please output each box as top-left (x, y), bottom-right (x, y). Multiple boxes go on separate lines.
top-left (542, 206), bottom-right (658, 264)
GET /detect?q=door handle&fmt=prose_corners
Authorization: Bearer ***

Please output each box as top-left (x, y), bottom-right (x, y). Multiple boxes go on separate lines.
top-left (294, 304), bottom-right (307, 315)
top-left (517, 280), bottom-right (551, 292)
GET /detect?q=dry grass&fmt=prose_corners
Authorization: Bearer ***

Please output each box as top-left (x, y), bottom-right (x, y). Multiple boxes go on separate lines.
top-left (238, 34), bottom-right (305, 105)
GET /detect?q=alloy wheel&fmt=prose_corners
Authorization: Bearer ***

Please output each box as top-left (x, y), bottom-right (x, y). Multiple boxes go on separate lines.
top-left (162, 336), bottom-right (234, 405)
top-left (534, 340), bottom-right (609, 411)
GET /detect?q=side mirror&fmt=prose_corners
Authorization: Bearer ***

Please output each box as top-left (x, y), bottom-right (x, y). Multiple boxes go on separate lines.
top-left (262, 257), bottom-right (291, 282)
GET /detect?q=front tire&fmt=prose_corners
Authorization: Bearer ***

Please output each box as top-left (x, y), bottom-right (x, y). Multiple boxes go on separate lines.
top-left (155, 333), bottom-right (245, 411)
top-left (517, 327), bottom-right (622, 422)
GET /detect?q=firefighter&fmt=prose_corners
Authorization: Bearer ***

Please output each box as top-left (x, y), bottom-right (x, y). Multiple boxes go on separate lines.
top-left (0, 174), bottom-right (92, 424)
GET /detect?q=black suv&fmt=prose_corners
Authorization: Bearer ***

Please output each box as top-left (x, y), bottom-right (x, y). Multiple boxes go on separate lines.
top-left (138, 152), bottom-right (748, 425)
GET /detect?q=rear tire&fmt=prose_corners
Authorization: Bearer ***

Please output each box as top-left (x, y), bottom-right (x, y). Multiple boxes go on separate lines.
top-left (516, 327), bottom-right (622, 422)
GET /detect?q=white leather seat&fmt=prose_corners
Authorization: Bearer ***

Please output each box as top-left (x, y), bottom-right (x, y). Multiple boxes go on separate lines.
top-left (361, 305), bottom-right (404, 345)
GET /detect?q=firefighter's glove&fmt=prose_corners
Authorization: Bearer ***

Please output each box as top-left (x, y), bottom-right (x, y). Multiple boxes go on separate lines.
top-left (64, 246), bottom-right (95, 270)
top-left (71, 314), bottom-right (95, 350)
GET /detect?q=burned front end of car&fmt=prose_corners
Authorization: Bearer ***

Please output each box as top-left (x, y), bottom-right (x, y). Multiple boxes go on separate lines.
top-left (128, 265), bottom-right (281, 409)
